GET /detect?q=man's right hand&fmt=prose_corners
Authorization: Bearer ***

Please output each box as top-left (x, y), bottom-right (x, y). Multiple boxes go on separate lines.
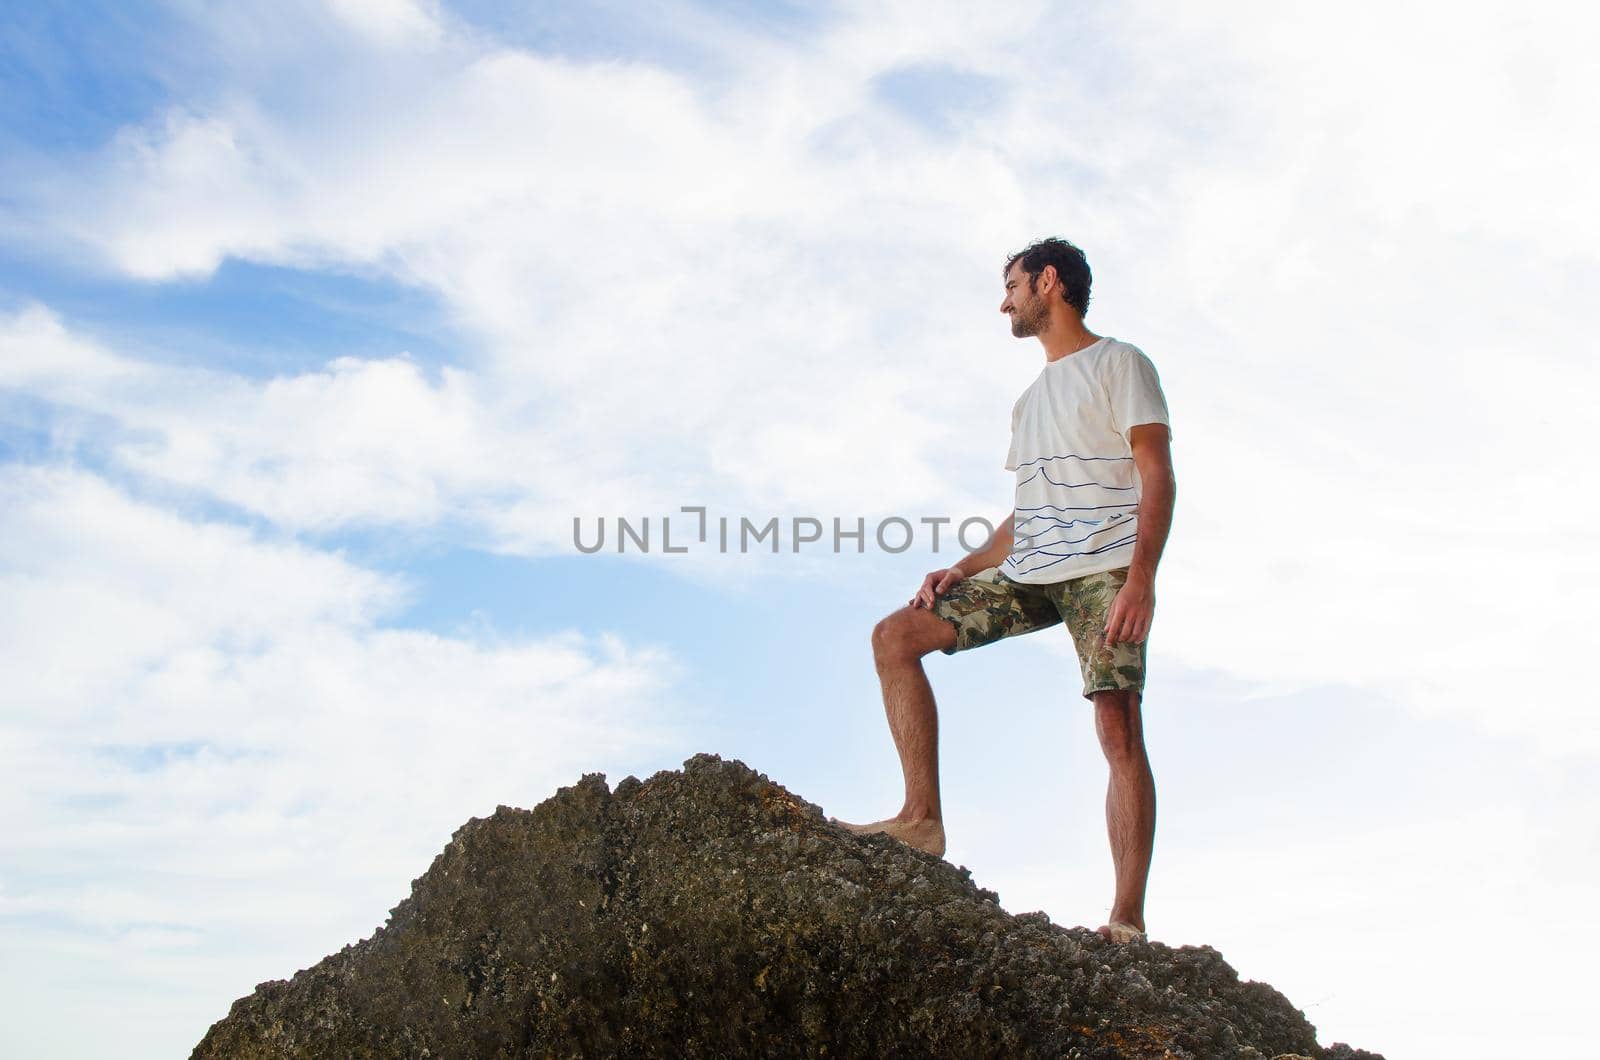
top-left (911, 567), bottom-right (966, 609)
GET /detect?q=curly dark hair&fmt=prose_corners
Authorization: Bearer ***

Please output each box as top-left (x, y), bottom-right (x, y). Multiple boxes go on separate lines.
top-left (1004, 238), bottom-right (1092, 317)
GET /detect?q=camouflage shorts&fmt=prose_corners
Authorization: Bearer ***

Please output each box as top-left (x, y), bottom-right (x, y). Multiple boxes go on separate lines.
top-left (932, 566), bottom-right (1146, 700)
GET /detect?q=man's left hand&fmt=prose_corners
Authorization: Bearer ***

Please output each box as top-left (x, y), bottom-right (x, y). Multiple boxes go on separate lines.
top-left (1104, 575), bottom-right (1156, 644)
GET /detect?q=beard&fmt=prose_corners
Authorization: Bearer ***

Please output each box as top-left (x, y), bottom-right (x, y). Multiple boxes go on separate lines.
top-left (1009, 298), bottom-right (1048, 338)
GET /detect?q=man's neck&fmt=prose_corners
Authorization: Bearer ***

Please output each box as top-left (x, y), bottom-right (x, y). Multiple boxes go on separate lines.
top-left (1038, 322), bottom-right (1102, 363)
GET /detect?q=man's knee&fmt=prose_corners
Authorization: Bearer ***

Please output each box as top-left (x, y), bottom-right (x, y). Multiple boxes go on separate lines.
top-left (872, 607), bottom-right (953, 662)
top-left (1093, 690), bottom-right (1147, 762)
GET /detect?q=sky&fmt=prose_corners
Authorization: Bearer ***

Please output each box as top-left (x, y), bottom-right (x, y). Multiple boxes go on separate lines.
top-left (1, 1), bottom-right (1597, 1056)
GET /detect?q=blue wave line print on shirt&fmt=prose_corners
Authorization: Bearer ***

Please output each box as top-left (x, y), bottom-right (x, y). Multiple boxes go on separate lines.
top-left (1015, 501), bottom-right (1138, 514)
top-left (1013, 515), bottom-right (1134, 551)
top-left (1016, 465), bottom-right (1137, 491)
top-left (1013, 452), bottom-right (1133, 470)
top-left (1004, 533), bottom-right (1139, 576)
top-left (1012, 511), bottom-right (1128, 531)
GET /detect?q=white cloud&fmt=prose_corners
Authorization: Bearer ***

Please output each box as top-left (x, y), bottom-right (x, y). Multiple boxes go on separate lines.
top-left (15, 3), bottom-right (1039, 527)
top-left (6, 0), bottom-right (1598, 755)
top-left (0, 303), bottom-right (145, 391)
top-left (0, 465), bottom-right (690, 1056)
top-left (1, 305), bottom-right (542, 533)
top-left (325, 0), bottom-right (443, 49)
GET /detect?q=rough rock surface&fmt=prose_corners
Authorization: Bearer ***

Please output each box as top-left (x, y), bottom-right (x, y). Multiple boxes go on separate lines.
top-left (194, 754), bottom-right (1384, 1059)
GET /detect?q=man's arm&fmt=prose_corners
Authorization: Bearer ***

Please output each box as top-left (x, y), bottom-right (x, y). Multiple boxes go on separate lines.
top-left (911, 510), bottom-right (1015, 607)
top-left (1105, 423), bottom-right (1175, 643)
top-left (951, 510), bottom-right (1015, 577)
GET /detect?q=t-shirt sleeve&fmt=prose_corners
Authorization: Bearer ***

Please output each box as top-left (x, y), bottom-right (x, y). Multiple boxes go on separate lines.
top-left (1107, 345), bottom-right (1172, 444)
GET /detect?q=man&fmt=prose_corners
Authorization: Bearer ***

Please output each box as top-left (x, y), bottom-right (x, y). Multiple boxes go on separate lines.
top-left (836, 238), bottom-right (1175, 944)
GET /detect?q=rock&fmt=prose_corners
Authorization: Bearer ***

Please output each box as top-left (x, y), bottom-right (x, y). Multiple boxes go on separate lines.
top-left (193, 753), bottom-right (1385, 1058)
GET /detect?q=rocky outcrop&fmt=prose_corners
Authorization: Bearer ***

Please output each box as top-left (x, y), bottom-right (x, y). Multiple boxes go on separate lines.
top-left (194, 754), bottom-right (1382, 1058)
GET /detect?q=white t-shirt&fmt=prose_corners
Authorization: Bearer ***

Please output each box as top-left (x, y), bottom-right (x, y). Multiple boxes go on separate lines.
top-left (1000, 336), bottom-right (1171, 584)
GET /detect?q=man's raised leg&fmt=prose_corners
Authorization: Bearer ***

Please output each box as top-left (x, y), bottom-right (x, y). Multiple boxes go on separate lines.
top-left (1093, 689), bottom-right (1156, 940)
top-left (832, 604), bottom-right (957, 857)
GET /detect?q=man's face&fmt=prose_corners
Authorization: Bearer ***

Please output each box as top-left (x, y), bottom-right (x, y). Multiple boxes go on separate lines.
top-left (1001, 262), bottom-right (1048, 338)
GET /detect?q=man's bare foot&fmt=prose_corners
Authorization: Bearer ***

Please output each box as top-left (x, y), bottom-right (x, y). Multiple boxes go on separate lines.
top-left (831, 816), bottom-right (946, 858)
top-left (1095, 921), bottom-right (1146, 943)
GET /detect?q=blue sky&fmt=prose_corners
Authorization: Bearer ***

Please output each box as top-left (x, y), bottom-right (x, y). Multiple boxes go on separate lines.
top-left (3, 2), bottom-right (1598, 1058)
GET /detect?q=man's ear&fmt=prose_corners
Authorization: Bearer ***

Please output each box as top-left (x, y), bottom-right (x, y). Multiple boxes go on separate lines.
top-left (1036, 264), bottom-right (1058, 294)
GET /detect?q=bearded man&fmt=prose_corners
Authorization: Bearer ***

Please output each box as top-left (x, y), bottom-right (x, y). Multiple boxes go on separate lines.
top-left (837, 237), bottom-right (1176, 944)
